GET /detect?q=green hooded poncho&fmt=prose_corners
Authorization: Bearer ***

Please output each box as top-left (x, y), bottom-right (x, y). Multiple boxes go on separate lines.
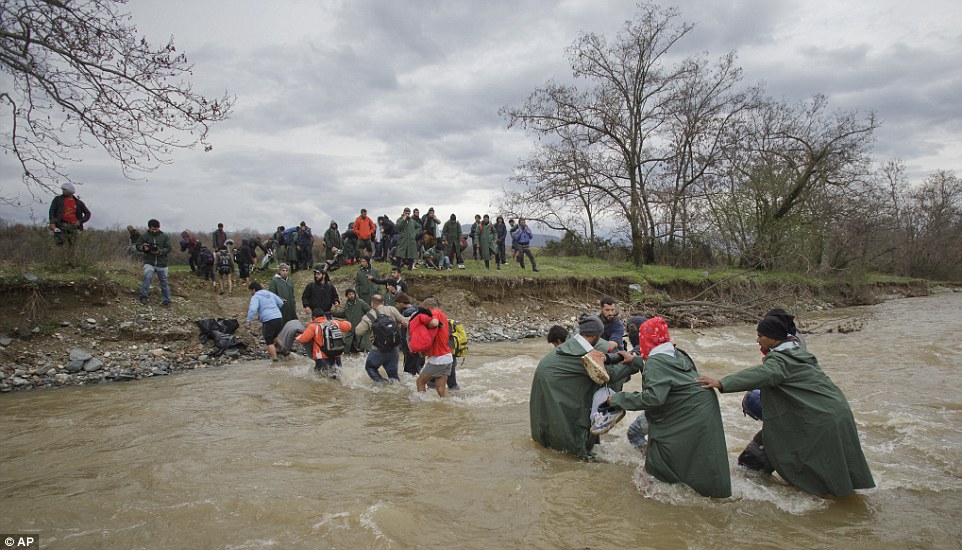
top-left (529, 337), bottom-right (638, 460)
top-left (323, 225), bottom-right (342, 261)
top-left (478, 222), bottom-right (497, 261)
top-left (610, 348), bottom-right (732, 498)
top-left (354, 264), bottom-right (380, 305)
top-left (395, 215), bottom-right (419, 260)
top-left (267, 273), bottom-right (297, 324)
top-left (718, 345), bottom-right (874, 497)
top-left (334, 297), bottom-right (371, 352)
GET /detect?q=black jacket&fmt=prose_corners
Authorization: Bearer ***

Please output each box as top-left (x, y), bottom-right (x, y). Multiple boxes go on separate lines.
top-left (301, 281), bottom-right (339, 316)
top-left (48, 194), bottom-right (92, 229)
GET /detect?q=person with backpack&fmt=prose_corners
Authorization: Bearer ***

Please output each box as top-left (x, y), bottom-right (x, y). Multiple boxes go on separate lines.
top-left (179, 230), bottom-right (202, 273)
top-left (414, 296), bottom-right (454, 398)
top-left (198, 245), bottom-right (216, 288)
top-left (215, 245), bottom-right (234, 295)
top-left (236, 238), bottom-right (254, 287)
top-left (354, 293), bottom-right (407, 383)
top-left (296, 316), bottom-right (351, 378)
top-left (244, 281), bottom-right (286, 362)
top-left (394, 292), bottom-right (424, 376)
top-left (297, 221), bottom-right (314, 271)
top-left (301, 264), bottom-right (339, 321)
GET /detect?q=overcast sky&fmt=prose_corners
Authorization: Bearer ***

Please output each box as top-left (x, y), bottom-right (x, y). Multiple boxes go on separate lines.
top-left (2, 0), bottom-right (960, 236)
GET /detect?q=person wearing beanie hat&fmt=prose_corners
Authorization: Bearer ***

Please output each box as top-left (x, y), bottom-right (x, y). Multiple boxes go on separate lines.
top-left (268, 263), bottom-right (297, 324)
top-left (606, 317), bottom-right (732, 498)
top-left (48, 181), bottom-right (91, 249)
top-left (529, 313), bottom-right (638, 460)
top-left (697, 312), bottom-right (875, 498)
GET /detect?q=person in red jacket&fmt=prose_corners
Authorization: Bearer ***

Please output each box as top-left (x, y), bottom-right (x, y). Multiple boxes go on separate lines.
top-left (353, 208), bottom-right (377, 258)
top-left (296, 317), bottom-right (352, 378)
top-left (414, 296), bottom-right (453, 397)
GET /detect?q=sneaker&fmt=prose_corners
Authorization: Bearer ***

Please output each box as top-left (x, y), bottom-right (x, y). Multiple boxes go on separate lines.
top-left (532, 268), bottom-right (540, 272)
top-left (590, 405), bottom-right (626, 435)
top-left (457, 264), bottom-right (465, 269)
top-left (161, 300), bottom-right (170, 307)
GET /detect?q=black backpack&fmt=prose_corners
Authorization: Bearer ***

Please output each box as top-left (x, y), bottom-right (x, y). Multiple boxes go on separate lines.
top-left (217, 252), bottom-right (232, 274)
top-left (199, 249), bottom-right (214, 266)
top-left (367, 310), bottom-right (400, 350)
top-left (317, 321), bottom-right (345, 357)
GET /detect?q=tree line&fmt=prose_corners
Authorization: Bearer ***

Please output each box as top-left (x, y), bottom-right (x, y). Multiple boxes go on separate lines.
top-left (498, 3), bottom-right (961, 281)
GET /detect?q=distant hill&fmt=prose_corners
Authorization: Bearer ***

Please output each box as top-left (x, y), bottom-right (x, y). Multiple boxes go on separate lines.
top-left (459, 224), bottom-right (558, 247)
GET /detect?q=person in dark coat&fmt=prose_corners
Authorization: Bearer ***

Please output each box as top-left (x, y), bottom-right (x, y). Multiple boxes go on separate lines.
top-left (301, 264), bottom-right (339, 320)
top-left (697, 309), bottom-right (875, 498)
top-left (48, 183), bottom-right (91, 247)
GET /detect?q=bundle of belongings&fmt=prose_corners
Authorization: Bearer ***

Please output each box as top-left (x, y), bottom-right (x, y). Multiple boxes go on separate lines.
top-left (196, 317), bottom-right (246, 357)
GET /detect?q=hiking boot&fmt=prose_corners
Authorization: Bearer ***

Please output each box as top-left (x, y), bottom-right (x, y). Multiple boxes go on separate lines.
top-left (590, 405), bottom-right (626, 435)
top-left (139, 296), bottom-right (148, 305)
top-left (161, 300), bottom-right (171, 307)
top-left (532, 268), bottom-right (540, 272)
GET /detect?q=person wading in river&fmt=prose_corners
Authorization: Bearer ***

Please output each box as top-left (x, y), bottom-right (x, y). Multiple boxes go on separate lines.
top-left (696, 308), bottom-right (875, 498)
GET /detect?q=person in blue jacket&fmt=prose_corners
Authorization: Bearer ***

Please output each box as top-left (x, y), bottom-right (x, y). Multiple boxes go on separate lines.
top-left (244, 281), bottom-right (286, 361)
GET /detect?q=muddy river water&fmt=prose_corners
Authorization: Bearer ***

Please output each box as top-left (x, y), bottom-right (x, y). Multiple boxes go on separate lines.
top-left (2, 292), bottom-right (961, 549)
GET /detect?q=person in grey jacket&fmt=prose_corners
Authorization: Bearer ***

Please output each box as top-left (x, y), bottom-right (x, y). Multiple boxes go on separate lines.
top-left (135, 219), bottom-right (172, 306)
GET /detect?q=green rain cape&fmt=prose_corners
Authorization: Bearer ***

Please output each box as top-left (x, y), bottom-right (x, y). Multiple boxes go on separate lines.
top-left (529, 338), bottom-right (638, 460)
top-left (610, 349), bottom-right (732, 498)
top-left (719, 346), bottom-right (875, 497)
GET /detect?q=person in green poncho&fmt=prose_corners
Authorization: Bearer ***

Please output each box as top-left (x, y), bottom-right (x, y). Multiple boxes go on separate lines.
top-left (395, 207), bottom-right (419, 270)
top-left (354, 256), bottom-right (380, 305)
top-left (529, 315), bottom-right (638, 460)
top-left (607, 317), bottom-right (732, 498)
top-left (333, 288), bottom-right (371, 353)
top-left (478, 214), bottom-right (500, 270)
top-left (267, 263), bottom-right (297, 324)
top-left (323, 221), bottom-right (343, 265)
top-left (697, 309), bottom-right (875, 498)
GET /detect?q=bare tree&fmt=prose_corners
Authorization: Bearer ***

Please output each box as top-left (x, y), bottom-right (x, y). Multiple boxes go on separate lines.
top-left (502, 3), bottom-right (697, 266)
top-left (0, 0), bottom-right (234, 201)
top-left (721, 95), bottom-right (879, 268)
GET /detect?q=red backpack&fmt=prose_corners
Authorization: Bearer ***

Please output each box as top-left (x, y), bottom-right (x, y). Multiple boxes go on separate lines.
top-left (407, 313), bottom-right (437, 354)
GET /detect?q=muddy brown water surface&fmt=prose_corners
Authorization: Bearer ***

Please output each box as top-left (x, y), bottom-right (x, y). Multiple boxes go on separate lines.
top-left (2, 292), bottom-right (961, 549)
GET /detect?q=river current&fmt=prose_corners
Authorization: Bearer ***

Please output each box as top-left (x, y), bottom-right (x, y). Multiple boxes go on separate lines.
top-left (2, 292), bottom-right (961, 549)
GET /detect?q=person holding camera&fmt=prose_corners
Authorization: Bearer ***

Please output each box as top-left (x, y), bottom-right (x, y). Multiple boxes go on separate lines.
top-left (135, 219), bottom-right (172, 306)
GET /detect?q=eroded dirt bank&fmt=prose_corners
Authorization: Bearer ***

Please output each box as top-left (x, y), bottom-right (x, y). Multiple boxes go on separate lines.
top-left (0, 269), bottom-right (945, 393)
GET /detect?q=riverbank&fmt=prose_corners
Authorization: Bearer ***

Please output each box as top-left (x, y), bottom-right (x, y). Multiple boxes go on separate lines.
top-left (0, 257), bottom-right (951, 393)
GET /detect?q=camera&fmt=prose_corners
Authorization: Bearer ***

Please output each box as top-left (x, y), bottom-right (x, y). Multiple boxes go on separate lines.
top-left (148, 243), bottom-right (159, 254)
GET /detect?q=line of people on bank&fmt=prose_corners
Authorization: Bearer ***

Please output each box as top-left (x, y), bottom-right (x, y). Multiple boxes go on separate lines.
top-left (530, 301), bottom-right (875, 500)
top-left (136, 208), bottom-right (540, 287)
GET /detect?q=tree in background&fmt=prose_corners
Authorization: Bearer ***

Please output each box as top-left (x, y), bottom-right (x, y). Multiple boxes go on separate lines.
top-left (502, 3), bottom-right (753, 266)
top-left (0, 0), bottom-right (234, 201)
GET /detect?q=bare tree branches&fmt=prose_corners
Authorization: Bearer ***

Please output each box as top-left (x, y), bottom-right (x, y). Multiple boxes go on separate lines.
top-left (0, 0), bottom-right (234, 201)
